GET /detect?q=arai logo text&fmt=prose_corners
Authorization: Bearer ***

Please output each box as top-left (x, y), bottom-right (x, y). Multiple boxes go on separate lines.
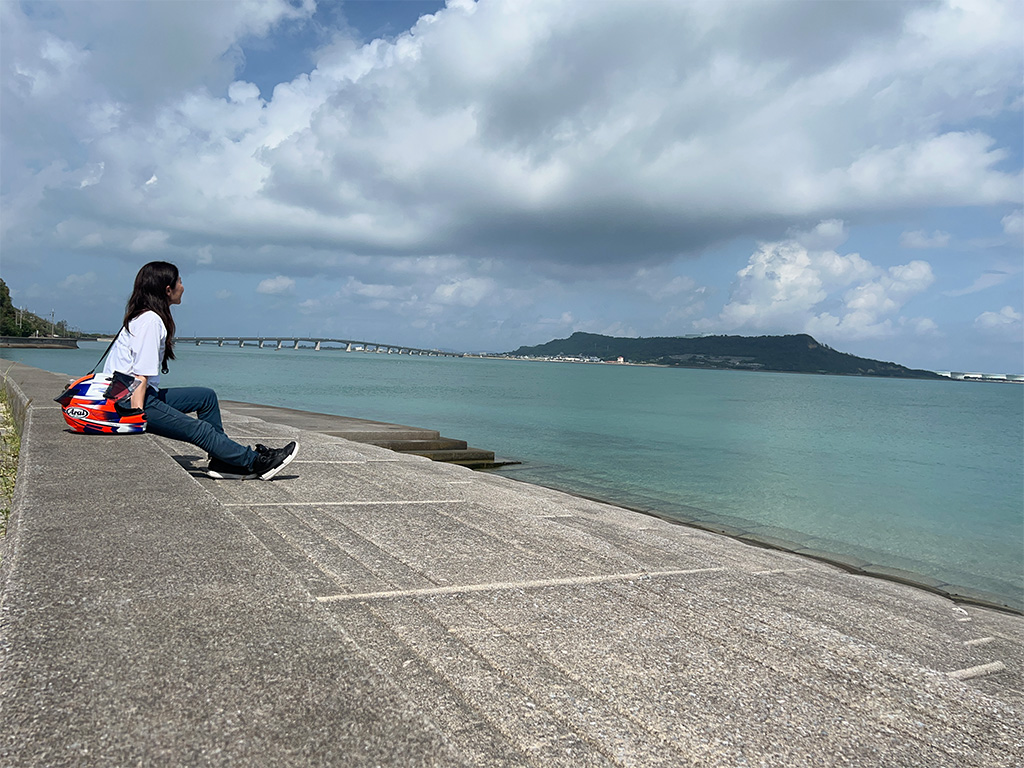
top-left (66, 407), bottom-right (89, 418)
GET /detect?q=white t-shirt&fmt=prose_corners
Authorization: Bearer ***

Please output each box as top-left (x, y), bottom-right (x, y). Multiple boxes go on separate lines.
top-left (103, 310), bottom-right (167, 391)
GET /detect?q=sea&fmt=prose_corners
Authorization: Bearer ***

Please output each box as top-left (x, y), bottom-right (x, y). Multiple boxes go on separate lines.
top-left (4, 341), bottom-right (1022, 611)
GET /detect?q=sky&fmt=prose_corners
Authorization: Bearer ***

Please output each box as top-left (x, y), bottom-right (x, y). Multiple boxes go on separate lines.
top-left (1, 0), bottom-right (1022, 372)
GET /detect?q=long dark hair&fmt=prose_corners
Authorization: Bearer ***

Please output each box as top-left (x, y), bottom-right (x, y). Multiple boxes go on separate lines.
top-left (123, 261), bottom-right (177, 374)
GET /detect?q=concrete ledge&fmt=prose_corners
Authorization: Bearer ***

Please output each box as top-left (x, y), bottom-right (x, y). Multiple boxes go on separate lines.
top-left (0, 363), bottom-right (458, 765)
top-left (2, 362), bottom-right (1022, 767)
top-left (0, 337), bottom-right (79, 349)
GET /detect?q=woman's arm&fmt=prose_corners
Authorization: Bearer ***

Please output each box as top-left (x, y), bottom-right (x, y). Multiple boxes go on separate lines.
top-left (131, 376), bottom-right (148, 410)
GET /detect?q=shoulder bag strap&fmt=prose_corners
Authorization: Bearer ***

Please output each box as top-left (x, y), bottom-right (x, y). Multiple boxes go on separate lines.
top-left (90, 330), bottom-right (121, 374)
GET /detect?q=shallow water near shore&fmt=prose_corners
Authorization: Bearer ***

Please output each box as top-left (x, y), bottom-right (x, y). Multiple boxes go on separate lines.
top-left (5, 342), bottom-right (1022, 609)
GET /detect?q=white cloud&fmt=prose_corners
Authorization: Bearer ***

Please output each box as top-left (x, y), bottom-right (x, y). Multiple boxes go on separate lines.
top-left (944, 270), bottom-right (1015, 297)
top-left (628, 267), bottom-right (698, 302)
top-left (809, 260), bottom-right (936, 339)
top-left (904, 317), bottom-right (939, 335)
top-left (79, 163), bottom-right (104, 189)
top-left (129, 230), bottom-right (169, 253)
top-left (899, 230), bottom-right (951, 249)
top-left (3, 0), bottom-right (1021, 273)
top-left (256, 275), bottom-right (295, 295)
top-left (700, 221), bottom-right (936, 342)
top-left (58, 271), bottom-right (98, 290)
top-left (699, 223), bottom-right (875, 331)
top-left (975, 306), bottom-right (1022, 331)
top-left (430, 277), bottom-right (496, 308)
top-left (793, 219), bottom-right (849, 252)
top-left (343, 277), bottom-right (413, 302)
top-left (1002, 209), bottom-right (1023, 236)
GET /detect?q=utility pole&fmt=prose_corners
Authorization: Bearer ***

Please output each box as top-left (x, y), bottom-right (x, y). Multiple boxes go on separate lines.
top-left (51, 310), bottom-right (55, 336)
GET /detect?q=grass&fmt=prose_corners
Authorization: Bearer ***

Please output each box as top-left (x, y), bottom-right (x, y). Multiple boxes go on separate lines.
top-left (0, 383), bottom-right (19, 541)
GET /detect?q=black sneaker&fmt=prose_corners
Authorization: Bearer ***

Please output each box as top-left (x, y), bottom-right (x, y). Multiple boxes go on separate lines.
top-left (251, 441), bottom-right (299, 480)
top-left (207, 457), bottom-right (256, 480)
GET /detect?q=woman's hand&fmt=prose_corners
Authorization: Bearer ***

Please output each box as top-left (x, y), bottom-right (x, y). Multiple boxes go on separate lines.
top-left (131, 376), bottom-right (147, 410)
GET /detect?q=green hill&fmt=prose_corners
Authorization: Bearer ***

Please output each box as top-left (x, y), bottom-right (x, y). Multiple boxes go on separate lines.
top-left (509, 332), bottom-right (940, 379)
top-left (0, 278), bottom-right (83, 338)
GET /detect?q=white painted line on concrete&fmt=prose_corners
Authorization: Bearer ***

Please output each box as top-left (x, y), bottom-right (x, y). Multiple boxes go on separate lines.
top-left (222, 499), bottom-right (466, 507)
top-left (947, 661), bottom-right (1006, 680)
top-left (291, 460), bottom-right (369, 464)
top-left (227, 435), bottom-right (301, 440)
top-left (963, 637), bottom-right (995, 647)
top-left (269, 458), bottom-right (404, 465)
top-left (316, 567), bottom-right (726, 603)
top-left (750, 568), bottom-right (809, 575)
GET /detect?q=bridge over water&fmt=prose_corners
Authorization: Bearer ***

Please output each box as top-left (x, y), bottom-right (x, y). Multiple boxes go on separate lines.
top-left (176, 336), bottom-right (461, 357)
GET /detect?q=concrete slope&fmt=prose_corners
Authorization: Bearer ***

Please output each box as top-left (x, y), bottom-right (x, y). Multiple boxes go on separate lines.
top-left (2, 361), bottom-right (1022, 767)
top-left (221, 400), bottom-right (514, 469)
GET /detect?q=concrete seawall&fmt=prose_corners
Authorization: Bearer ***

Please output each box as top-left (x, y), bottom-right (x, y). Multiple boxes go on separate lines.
top-left (1, 361), bottom-right (1021, 766)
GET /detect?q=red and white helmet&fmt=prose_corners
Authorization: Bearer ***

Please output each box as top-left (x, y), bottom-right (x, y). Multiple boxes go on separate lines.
top-left (55, 374), bottom-right (147, 435)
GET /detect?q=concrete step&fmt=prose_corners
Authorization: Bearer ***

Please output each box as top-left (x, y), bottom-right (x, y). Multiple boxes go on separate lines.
top-left (326, 428), bottom-right (441, 443)
top-left (404, 447), bottom-right (520, 470)
top-left (371, 437), bottom-right (468, 451)
top-left (221, 401), bottom-right (442, 443)
top-left (449, 458), bottom-right (521, 469)
top-left (221, 400), bottom-right (510, 469)
top-left (406, 447), bottom-right (493, 462)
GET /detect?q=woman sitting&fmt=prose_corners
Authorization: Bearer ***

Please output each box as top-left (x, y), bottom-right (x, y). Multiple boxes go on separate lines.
top-left (104, 260), bottom-right (299, 480)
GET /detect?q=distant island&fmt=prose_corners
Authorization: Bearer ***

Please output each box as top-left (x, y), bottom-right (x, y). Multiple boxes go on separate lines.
top-left (507, 332), bottom-right (941, 379)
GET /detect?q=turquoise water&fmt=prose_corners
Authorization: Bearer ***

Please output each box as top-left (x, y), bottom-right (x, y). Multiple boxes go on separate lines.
top-left (5, 342), bottom-right (1022, 609)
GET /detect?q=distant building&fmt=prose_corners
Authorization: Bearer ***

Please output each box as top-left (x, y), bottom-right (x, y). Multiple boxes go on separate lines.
top-left (938, 371), bottom-right (1024, 383)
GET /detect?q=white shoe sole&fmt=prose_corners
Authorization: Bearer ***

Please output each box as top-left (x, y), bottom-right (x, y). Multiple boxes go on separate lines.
top-left (258, 442), bottom-right (299, 481)
top-left (207, 468), bottom-right (256, 480)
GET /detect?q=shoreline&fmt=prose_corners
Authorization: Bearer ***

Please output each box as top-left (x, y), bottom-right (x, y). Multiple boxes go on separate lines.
top-left (3, 352), bottom-right (1019, 614)
top-left (492, 466), bottom-right (1023, 616)
top-left (0, 336), bottom-right (79, 349)
top-left (470, 354), bottom-right (1024, 382)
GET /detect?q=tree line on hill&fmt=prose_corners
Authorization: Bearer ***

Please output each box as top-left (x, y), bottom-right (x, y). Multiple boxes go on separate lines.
top-left (0, 279), bottom-right (83, 338)
top-left (509, 331), bottom-right (940, 379)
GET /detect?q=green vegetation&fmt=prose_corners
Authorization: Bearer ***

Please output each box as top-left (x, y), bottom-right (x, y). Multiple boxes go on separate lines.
top-left (0, 277), bottom-right (82, 337)
top-left (0, 383), bottom-right (19, 543)
top-left (509, 331), bottom-right (941, 379)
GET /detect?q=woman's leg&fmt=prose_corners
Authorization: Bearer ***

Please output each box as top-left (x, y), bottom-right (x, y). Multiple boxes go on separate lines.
top-left (159, 386), bottom-right (226, 432)
top-left (144, 388), bottom-right (255, 468)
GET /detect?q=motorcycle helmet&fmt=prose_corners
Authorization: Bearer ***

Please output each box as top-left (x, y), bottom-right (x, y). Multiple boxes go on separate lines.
top-left (55, 373), bottom-right (147, 435)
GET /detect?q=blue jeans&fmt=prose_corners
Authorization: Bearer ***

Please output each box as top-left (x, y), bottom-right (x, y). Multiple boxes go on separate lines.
top-left (144, 387), bottom-right (256, 469)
